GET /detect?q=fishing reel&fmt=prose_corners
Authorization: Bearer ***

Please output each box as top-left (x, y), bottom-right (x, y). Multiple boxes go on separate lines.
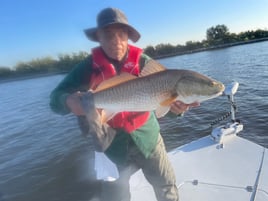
top-left (211, 82), bottom-right (244, 144)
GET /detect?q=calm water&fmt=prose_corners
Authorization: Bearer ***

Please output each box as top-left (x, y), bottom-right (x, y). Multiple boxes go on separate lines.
top-left (0, 42), bottom-right (268, 201)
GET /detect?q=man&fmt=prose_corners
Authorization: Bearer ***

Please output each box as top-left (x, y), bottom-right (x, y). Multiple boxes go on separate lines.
top-left (50, 7), bottom-right (198, 201)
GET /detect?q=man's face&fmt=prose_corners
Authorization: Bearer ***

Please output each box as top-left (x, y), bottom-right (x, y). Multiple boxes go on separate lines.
top-left (96, 25), bottom-right (128, 61)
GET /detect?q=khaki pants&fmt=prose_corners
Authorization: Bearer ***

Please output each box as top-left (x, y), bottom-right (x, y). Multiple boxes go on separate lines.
top-left (100, 135), bottom-right (179, 201)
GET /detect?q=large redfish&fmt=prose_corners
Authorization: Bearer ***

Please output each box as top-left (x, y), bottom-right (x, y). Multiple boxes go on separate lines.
top-left (82, 60), bottom-right (225, 120)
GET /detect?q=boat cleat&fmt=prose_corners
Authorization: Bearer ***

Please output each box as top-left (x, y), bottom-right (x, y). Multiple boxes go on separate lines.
top-left (211, 122), bottom-right (243, 145)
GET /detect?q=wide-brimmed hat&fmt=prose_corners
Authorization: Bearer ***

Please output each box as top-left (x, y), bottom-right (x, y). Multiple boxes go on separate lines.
top-left (84, 7), bottom-right (140, 43)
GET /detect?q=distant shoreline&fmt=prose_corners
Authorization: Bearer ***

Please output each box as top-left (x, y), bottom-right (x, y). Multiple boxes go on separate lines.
top-left (0, 71), bottom-right (68, 84)
top-left (153, 37), bottom-right (268, 59)
top-left (1, 38), bottom-right (268, 84)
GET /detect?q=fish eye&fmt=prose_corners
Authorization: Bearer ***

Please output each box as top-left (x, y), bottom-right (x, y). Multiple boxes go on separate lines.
top-left (210, 81), bottom-right (216, 86)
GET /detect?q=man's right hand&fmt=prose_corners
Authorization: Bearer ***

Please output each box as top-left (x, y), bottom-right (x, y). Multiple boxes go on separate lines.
top-left (72, 91), bottom-right (116, 152)
top-left (66, 91), bottom-right (86, 116)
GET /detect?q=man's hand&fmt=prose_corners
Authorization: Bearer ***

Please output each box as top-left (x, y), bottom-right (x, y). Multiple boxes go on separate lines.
top-left (69, 91), bottom-right (116, 152)
top-left (66, 91), bottom-right (86, 116)
top-left (170, 101), bottom-right (200, 116)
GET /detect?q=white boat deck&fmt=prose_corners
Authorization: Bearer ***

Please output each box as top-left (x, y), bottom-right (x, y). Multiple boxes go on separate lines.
top-left (130, 133), bottom-right (268, 201)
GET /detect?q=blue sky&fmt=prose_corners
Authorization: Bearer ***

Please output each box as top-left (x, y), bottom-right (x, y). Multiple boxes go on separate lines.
top-left (1, 0), bottom-right (267, 68)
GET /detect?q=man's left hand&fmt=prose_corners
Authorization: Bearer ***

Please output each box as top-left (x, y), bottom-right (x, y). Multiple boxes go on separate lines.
top-left (170, 101), bottom-right (200, 116)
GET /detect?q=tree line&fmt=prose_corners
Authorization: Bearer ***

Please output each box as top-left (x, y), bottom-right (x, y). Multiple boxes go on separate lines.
top-left (1, 25), bottom-right (268, 79)
top-left (143, 25), bottom-right (268, 58)
top-left (0, 52), bottom-right (89, 79)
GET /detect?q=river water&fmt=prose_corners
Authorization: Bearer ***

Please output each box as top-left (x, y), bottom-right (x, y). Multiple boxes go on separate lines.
top-left (0, 41), bottom-right (268, 201)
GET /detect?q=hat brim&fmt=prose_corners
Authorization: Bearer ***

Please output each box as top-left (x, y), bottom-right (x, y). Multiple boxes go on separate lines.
top-left (84, 23), bottom-right (140, 43)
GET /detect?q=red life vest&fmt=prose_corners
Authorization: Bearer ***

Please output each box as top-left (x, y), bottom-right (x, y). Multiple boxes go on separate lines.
top-left (90, 45), bottom-right (150, 133)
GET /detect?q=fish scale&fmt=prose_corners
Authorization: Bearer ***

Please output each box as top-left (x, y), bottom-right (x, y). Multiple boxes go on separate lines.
top-left (93, 71), bottom-right (177, 111)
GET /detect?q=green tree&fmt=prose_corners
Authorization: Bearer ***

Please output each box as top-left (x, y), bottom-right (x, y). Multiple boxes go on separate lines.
top-left (15, 62), bottom-right (34, 74)
top-left (254, 29), bottom-right (268, 38)
top-left (57, 51), bottom-right (88, 72)
top-left (0, 67), bottom-right (12, 78)
top-left (29, 57), bottom-right (57, 73)
top-left (144, 45), bottom-right (156, 57)
top-left (175, 44), bottom-right (187, 52)
top-left (206, 24), bottom-right (230, 45)
top-left (185, 41), bottom-right (203, 50)
top-left (154, 43), bottom-right (175, 56)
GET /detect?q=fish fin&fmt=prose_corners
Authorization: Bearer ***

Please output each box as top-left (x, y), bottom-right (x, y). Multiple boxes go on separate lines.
top-left (160, 95), bottom-right (178, 106)
top-left (100, 110), bottom-right (116, 123)
top-left (155, 106), bottom-right (171, 118)
top-left (95, 73), bottom-right (137, 92)
top-left (155, 94), bottom-right (178, 118)
top-left (140, 60), bottom-right (166, 77)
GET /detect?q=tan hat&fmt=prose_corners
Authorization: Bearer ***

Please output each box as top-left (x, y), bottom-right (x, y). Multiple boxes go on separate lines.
top-left (84, 7), bottom-right (141, 43)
